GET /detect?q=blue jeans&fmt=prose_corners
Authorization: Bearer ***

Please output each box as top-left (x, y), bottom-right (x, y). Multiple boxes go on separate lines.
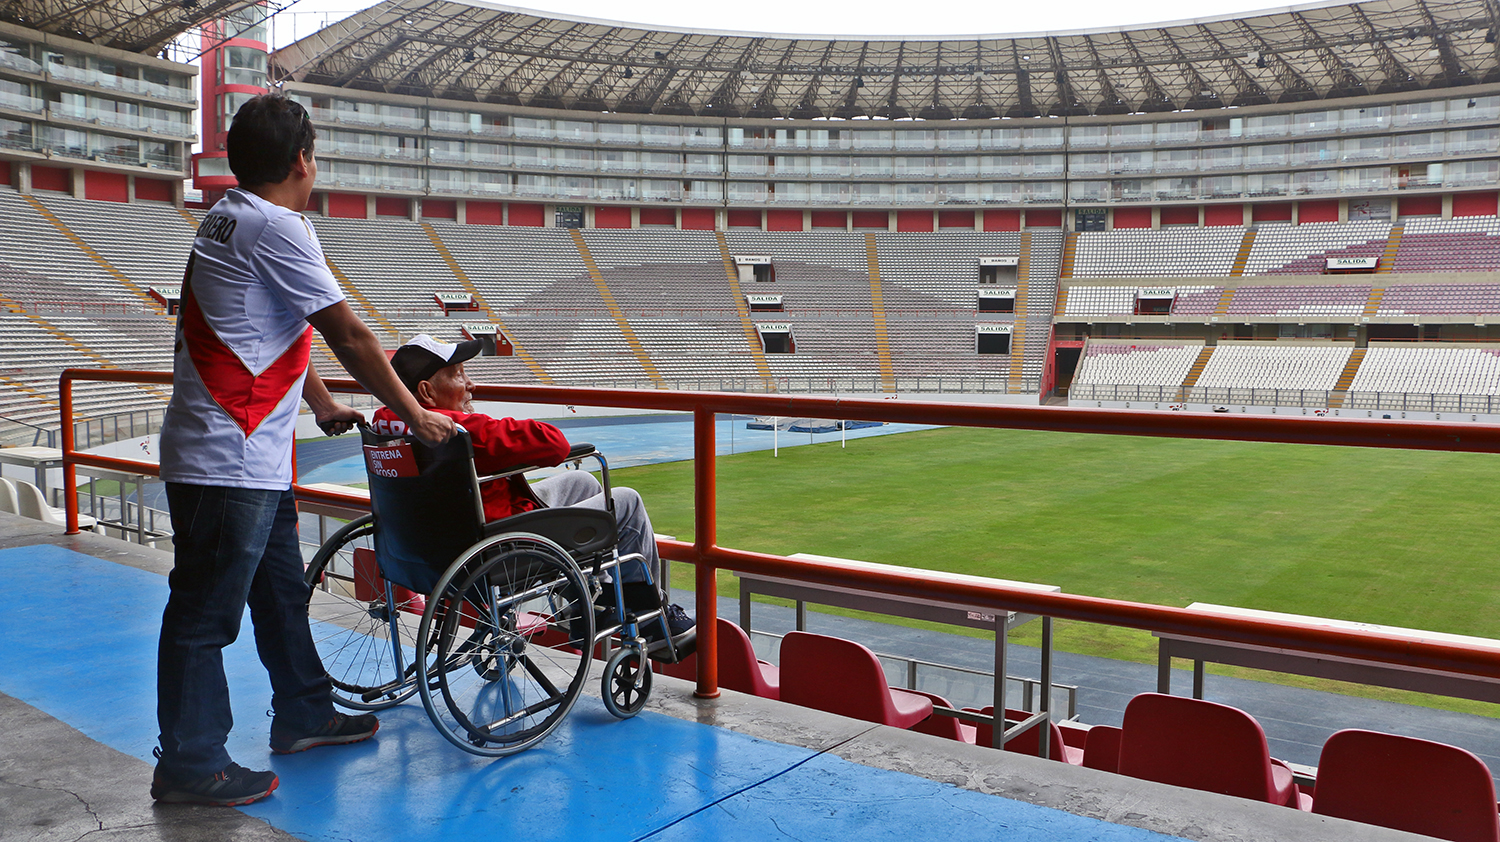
top-left (157, 484), bottom-right (333, 778)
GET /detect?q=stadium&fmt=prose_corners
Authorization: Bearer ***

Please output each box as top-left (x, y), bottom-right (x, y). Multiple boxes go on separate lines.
top-left (3, 0), bottom-right (1500, 838)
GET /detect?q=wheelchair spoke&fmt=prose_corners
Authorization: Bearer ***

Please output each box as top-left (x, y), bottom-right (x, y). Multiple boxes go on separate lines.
top-left (420, 536), bottom-right (594, 756)
top-left (303, 516), bottom-right (424, 710)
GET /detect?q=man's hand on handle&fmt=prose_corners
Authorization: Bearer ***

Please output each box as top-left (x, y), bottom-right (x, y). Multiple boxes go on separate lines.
top-left (407, 408), bottom-right (457, 447)
top-left (314, 402), bottom-right (365, 436)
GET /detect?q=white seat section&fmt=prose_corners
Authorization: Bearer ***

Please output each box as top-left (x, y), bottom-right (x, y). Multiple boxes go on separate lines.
top-left (1072, 341), bottom-right (1203, 388)
top-left (1070, 227), bottom-right (1244, 277)
top-left (1349, 346), bottom-right (1500, 395)
top-left (1193, 344), bottom-right (1353, 391)
top-left (13, 479), bottom-right (97, 530)
top-left (1062, 286), bottom-right (1137, 318)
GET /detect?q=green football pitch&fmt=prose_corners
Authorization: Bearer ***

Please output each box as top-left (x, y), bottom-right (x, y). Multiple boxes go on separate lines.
top-left (613, 424), bottom-right (1500, 716)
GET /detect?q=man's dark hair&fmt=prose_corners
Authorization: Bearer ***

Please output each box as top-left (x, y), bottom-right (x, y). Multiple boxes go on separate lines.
top-left (226, 93), bottom-right (316, 188)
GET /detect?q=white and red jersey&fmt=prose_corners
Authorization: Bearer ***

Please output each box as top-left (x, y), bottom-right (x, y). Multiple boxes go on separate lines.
top-left (159, 189), bottom-right (344, 489)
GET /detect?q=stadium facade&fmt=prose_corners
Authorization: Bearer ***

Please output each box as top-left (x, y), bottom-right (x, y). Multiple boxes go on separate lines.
top-left (0, 0), bottom-right (1497, 228)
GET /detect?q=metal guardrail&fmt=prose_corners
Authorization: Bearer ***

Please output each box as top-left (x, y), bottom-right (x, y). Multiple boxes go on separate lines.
top-left (1070, 383), bottom-right (1500, 413)
top-left (746, 627), bottom-right (1081, 720)
top-left (57, 369), bottom-right (1500, 741)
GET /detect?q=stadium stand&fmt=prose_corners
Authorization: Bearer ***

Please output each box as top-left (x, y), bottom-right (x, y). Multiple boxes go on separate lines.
top-left (1347, 345), bottom-right (1500, 396)
top-left (29, 191), bottom-right (197, 293)
top-left (0, 190), bottom-right (159, 309)
top-left (1377, 283), bottom-right (1500, 315)
top-left (1169, 286), bottom-right (1231, 317)
top-left (1193, 344), bottom-right (1353, 392)
top-left (1242, 221), bottom-right (1392, 276)
top-left (1061, 286), bottom-right (1139, 318)
top-left (1223, 285), bottom-right (1370, 318)
top-left (1070, 341), bottom-right (1203, 389)
top-left (1069, 227), bottom-right (1244, 277)
top-left (1393, 216), bottom-right (1500, 274)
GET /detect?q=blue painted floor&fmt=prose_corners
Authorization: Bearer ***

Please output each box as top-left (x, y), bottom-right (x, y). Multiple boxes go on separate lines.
top-left (0, 544), bottom-right (1179, 842)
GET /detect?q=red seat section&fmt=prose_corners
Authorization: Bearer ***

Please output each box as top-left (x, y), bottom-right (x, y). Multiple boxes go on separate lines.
top-left (1312, 729), bottom-right (1500, 842)
top-left (779, 631), bottom-right (933, 729)
top-left (1117, 693), bottom-right (1304, 809)
top-left (654, 618), bottom-right (781, 700)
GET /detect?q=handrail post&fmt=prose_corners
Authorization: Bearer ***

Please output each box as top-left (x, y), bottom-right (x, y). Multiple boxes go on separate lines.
top-left (693, 404), bottom-right (720, 699)
top-left (60, 371), bottom-right (80, 535)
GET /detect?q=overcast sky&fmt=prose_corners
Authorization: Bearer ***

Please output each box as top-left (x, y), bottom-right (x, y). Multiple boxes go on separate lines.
top-left (267, 0), bottom-right (1298, 48)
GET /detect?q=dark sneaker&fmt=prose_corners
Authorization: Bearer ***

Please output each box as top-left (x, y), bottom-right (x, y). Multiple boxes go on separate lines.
top-left (649, 603), bottom-right (694, 639)
top-left (664, 604), bottom-right (695, 636)
top-left (270, 712), bottom-right (379, 755)
top-left (151, 762), bottom-right (278, 807)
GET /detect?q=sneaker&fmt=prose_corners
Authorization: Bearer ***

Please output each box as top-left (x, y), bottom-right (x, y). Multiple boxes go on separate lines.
top-left (657, 603), bottom-right (695, 638)
top-left (151, 762), bottom-right (279, 807)
top-left (269, 712), bottom-right (379, 755)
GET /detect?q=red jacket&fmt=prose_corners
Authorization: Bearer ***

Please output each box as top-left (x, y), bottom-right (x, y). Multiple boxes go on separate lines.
top-left (370, 405), bottom-right (571, 522)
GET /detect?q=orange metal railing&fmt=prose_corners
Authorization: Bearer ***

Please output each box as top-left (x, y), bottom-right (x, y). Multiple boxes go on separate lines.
top-left (59, 368), bottom-right (1500, 701)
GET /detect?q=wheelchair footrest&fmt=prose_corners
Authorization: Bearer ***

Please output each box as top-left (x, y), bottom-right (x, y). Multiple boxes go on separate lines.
top-left (644, 628), bottom-right (697, 663)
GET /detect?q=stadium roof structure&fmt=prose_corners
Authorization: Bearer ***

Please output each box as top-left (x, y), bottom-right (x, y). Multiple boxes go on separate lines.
top-left (272, 0), bottom-right (1500, 119)
top-left (0, 0), bottom-right (261, 55)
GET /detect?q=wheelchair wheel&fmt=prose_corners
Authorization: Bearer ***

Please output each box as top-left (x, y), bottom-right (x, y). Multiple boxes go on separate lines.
top-left (304, 515), bottom-right (426, 710)
top-left (417, 532), bottom-right (593, 757)
top-left (602, 647), bottom-right (652, 719)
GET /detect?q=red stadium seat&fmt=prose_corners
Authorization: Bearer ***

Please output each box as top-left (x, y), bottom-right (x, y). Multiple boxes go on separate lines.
top-left (1311, 729), bottom-right (1500, 842)
top-left (1117, 693), bottom-right (1307, 809)
top-left (779, 631), bottom-right (932, 729)
top-left (654, 618), bottom-right (780, 700)
top-left (1082, 724), bottom-right (1122, 773)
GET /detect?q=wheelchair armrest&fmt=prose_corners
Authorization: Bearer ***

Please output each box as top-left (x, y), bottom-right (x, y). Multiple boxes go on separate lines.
top-left (474, 443), bottom-right (600, 484)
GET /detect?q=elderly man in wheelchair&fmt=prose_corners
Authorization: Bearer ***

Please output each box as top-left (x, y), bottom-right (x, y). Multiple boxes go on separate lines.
top-left (302, 335), bottom-right (695, 756)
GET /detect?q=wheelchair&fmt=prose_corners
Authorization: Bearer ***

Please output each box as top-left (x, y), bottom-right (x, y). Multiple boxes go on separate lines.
top-left (302, 426), bottom-right (695, 757)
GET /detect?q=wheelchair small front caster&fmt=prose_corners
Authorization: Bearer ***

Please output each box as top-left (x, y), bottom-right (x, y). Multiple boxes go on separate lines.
top-left (602, 646), bottom-right (652, 719)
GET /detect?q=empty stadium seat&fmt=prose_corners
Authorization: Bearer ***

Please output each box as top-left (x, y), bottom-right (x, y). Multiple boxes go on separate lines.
top-left (1311, 729), bottom-right (1500, 842)
top-left (14, 480), bottom-right (96, 530)
top-left (654, 618), bottom-right (780, 700)
top-left (0, 478), bottom-right (18, 515)
top-left (779, 630), bottom-right (933, 729)
top-left (1117, 693), bottom-right (1308, 809)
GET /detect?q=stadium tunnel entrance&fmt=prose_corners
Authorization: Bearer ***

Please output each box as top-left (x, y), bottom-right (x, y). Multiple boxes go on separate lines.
top-left (1052, 343), bottom-right (1084, 397)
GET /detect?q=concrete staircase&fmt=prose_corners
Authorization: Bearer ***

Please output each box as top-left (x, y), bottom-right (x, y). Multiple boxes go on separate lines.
top-left (569, 229), bottom-right (665, 388)
top-left (864, 233), bottom-right (897, 393)
top-left (1176, 345), bottom-right (1216, 399)
top-left (1327, 348), bottom-right (1367, 408)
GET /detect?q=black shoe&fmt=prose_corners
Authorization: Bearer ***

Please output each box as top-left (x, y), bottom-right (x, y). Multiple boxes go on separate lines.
top-left (655, 603), bottom-right (695, 638)
top-left (151, 762), bottom-right (278, 807)
top-left (270, 712), bottom-right (379, 755)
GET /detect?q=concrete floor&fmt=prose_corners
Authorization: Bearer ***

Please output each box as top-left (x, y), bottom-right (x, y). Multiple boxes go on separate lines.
top-left (0, 513), bottom-right (1441, 842)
